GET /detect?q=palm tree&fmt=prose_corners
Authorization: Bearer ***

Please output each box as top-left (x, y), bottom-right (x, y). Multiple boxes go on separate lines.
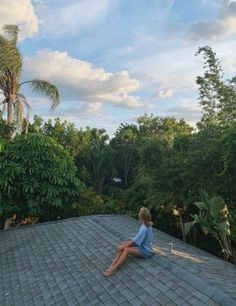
top-left (0, 25), bottom-right (60, 132)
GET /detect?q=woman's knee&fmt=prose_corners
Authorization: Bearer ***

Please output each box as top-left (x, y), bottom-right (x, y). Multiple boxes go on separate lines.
top-left (123, 246), bottom-right (129, 254)
top-left (125, 247), bottom-right (135, 255)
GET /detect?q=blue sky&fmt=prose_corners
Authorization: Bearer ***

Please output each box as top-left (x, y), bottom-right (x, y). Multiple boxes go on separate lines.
top-left (1, 0), bottom-right (236, 135)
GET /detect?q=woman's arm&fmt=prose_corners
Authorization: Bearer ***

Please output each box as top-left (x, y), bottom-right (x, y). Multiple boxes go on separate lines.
top-left (132, 224), bottom-right (147, 246)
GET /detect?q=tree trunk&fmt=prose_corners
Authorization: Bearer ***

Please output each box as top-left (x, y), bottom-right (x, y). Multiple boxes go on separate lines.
top-left (25, 119), bottom-right (29, 134)
top-left (7, 94), bottom-right (16, 124)
top-left (7, 96), bottom-right (14, 123)
top-left (179, 212), bottom-right (186, 242)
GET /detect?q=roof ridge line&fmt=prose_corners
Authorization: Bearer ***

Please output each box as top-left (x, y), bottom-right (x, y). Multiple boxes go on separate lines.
top-left (90, 215), bottom-right (127, 241)
top-left (0, 214), bottom-right (118, 233)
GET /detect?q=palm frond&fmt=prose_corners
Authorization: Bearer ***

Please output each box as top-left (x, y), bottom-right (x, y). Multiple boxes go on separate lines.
top-left (0, 98), bottom-right (7, 105)
top-left (0, 99), bottom-right (7, 114)
top-left (15, 100), bottom-right (23, 128)
top-left (0, 72), bottom-right (7, 94)
top-left (25, 79), bottom-right (60, 109)
top-left (14, 94), bottom-right (31, 133)
top-left (0, 25), bottom-right (22, 76)
top-left (3, 25), bottom-right (19, 45)
top-left (18, 93), bottom-right (31, 109)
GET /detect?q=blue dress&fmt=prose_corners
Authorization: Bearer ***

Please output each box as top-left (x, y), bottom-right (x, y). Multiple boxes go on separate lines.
top-left (132, 223), bottom-right (154, 258)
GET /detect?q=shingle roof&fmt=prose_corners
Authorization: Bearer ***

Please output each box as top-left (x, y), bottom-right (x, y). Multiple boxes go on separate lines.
top-left (0, 215), bottom-right (236, 306)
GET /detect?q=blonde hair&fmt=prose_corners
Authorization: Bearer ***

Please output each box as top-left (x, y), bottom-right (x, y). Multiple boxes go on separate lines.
top-left (138, 207), bottom-right (153, 227)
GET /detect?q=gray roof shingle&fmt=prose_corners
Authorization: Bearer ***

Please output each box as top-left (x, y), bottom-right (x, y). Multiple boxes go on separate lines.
top-left (0, 215), bottom-right (236, 306)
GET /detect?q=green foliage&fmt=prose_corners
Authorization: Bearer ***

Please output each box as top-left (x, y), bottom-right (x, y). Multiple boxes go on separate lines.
top-left (137, 114), bottom-right (193, 144)
top-left (0, 112), bottom-right (14, 139)
top-left (184, 191), bottom-right (234, 258)
top-left (124, 171), bottom-right (154, 213)
top-left (65, 187), bottom-right (124, 217)
top-left (0, 134), bottom-right (82, 223)
top-left (110, 123), bottom-right (139, 189)
top-left (196, 46), bottom-right (236, 132)
top-left (103, 197), bottom-right (125, 214)
top-left (31, 117), bottom-right (83, 157)
top-left (0, 25), bottom-right (60, 129)
top-left (87, 128), bottom-right (111, 194)
top-left (33, 118), bottom-right (112, 194)
top-left (73, 127), bottom-right (111, 193)
top-left (0, 25), bottom-right (22, 76)
top-left (67, 187), bottom-right (104, 216)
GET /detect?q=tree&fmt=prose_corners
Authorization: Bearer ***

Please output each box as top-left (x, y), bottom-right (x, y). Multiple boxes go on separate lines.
top-left (110, 124), bottom-right (139, 189)
top-left (0, 25), bottom-right (59, 131)
top-left (40, 117), bottom-right (82, 157)
top-left (89, 130), bottom-right (110, 194)
top-left (220, 122), bottom-right (236, 205)
top-left (0, 134), bottom-right (82, 225)
top-left (137, 114), bottom-right (193, 149)
top-left (196, 46), bottom-right (236, 132)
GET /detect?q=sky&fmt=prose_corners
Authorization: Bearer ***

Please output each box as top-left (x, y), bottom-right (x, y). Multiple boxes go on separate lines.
top-left (1, 0), bottom-right (236, 135)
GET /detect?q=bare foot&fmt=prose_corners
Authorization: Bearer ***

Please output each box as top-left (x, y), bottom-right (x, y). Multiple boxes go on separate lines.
top-left (103, 267), bottom-right (117, 277)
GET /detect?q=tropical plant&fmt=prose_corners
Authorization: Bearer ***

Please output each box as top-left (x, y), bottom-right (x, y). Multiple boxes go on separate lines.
top-left (40, 117), bottom-right (82, 157)
top-left (0, 133), bottom-right (82, 227)
top-left (0, 25), bottom-right (59, 132)
top-left (185, 191), bottom-right (234, 260)
top-left (0, 111), bottom-right (14, 139)
top-left (88, 128), bottom-right (110, 194)
top-left (66, 187), bottom-right (104, 216)
top-left (110, 123), bottom-right (139, 189)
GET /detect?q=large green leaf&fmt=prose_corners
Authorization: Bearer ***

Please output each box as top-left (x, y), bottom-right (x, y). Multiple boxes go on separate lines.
top-left (194, 201), bottom-right (208, 211)
top-left (184, 221), bottom-right (196, 235)
top-left (0, 134), bottom-right (81, 221)
top-left (215, 221), bottom-right (230, 235)
top-left (208, 196), bottom-right (227, 219)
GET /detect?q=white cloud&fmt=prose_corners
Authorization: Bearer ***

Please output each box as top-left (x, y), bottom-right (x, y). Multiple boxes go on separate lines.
top-left (186, 0), bottom-right (236, 41)
top-left (165, 99), bottom-right (202, 125)
top-left (131, 45), bottom-right (201, 101)
top-left (154, 89), bottom-right (174, 99)
top-left (0, 0), bottom-right (39, 40)
top-left (27, 97), bottom-right (107, 123)
top-left (23, 50), bottom-right (144, 109)
top-left (38, 0), bottom-right (117, 37)
top-left (87, 102), bottom-right (103, 113)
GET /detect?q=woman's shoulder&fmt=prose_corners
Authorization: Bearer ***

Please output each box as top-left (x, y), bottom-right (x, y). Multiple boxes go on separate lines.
top-left (139, 223), bottom-right (148, 231)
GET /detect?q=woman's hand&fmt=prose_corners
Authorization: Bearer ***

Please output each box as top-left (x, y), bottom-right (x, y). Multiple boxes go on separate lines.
top-left (117, 240), bottom-right (133, 252)
top-left (117, 245), bottom-right (125, 252)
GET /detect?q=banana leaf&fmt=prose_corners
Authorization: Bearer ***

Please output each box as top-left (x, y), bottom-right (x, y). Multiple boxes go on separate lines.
top-left (209, 196), bottom-right (227, 219)
top-left (215, 221), bottom-right (231, 235)
top-left (184, 221), bottom-right (196, 235)
top-left (194, 201), bottom-right (208, 211)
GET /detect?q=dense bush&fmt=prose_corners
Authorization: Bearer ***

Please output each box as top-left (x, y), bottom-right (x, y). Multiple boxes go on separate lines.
top-left (64, 187), bottom-right (125, 217)
top-left (0, 113), bottom-right (14, 139)
top-left (0, 134), bottom-right (82, 225)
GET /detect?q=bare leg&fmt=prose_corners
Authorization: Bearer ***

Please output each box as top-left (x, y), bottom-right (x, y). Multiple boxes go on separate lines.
top-left (104, 250), bottom-right (123, 273)
top-left (110, 250), bottom-right (123, 267)
top-left (103, 247), bottom-right (142, 277)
